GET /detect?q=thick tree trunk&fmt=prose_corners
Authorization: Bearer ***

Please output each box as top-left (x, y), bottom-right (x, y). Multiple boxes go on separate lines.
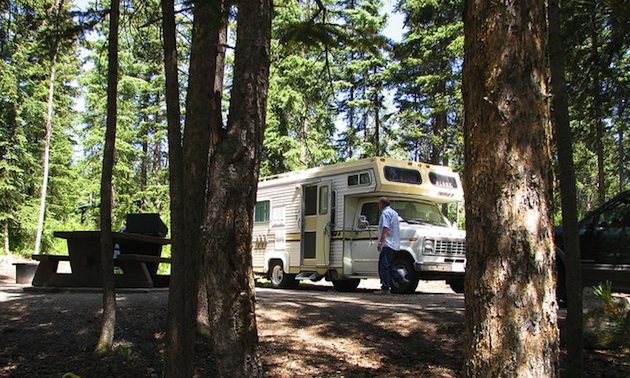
top-left (548, 0), bottom-right (583, 376)
top-left (185, 1), bottom-right (223, 316)
top-left (462, 0), bottom-right (558, 376)
top-left (196, 11), bottom-right (229, 332)
top-left (202, 0), bottom-right (272, 376)
top-left (95, 0), bottom-right (119, 356)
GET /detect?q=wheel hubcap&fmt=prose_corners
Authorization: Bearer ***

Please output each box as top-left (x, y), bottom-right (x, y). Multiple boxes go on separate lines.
top-left (393, 264), bottom-right (408, 289)
top-left (272, 265), bottom-right (283, 284)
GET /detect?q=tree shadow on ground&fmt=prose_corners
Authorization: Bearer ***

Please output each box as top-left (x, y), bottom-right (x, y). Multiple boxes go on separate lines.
top-left (255, 284), bottom-right (465, 377)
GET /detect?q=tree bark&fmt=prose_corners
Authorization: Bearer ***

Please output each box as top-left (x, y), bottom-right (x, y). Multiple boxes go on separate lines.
top-left (196, 10), bottom-right (229, 332)
top-left (462, 0), bottom-right (558, 376)
top-left (548, 0), bottom-right (583, 376)
top-left (95, 0), bottom-right (120, 356)
top-left (202, 0), bottom-right (272, 376)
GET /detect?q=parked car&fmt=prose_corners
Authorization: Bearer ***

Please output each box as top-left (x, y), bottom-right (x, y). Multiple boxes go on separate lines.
top-left (555, 190), bottom-right (630, 298)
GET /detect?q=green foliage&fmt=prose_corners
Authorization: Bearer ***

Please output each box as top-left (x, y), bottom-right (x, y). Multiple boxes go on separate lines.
top-left (117, 343), bottom-right (132, 359)
top-left (593, 280), bottom-right (614, 303)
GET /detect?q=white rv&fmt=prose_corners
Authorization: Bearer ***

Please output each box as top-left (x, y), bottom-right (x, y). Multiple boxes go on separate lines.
top-left (252, 157), bottom-right (466, 293)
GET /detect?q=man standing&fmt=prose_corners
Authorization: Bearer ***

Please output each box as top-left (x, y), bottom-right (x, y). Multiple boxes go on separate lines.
top-left (376, 197), bottom-right (408, 294)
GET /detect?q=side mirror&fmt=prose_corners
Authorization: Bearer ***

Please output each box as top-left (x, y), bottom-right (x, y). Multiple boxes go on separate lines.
top-left (357, 215), bottom-right (369, 230)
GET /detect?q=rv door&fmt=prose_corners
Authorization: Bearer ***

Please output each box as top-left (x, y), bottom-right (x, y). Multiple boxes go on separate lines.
top-left (301, 181), bottom-right (332, 267)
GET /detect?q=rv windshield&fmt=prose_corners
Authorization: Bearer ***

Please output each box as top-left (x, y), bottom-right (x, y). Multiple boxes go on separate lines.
top-left (390, 200), bottom-right (450, 227)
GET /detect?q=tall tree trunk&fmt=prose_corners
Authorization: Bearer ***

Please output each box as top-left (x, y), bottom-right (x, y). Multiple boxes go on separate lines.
top-left (140, 95), bottom-right (150, 192)
top-left (589, 7), bottom-right (605, 204)
top-left (431, 78), bottom-right (448, 165)
top-left (163, 0), bottom-right (223, 375)
top-left (462, 0), bottom-right (558, 376)
top-left (203, 0), bottom-right (272, 376)
top-left (160, 0), bottom-right (190, 375)
top-left (95, 0), bottom-right (120, 356)
top-left (374, 96), bottom-right (381, 156)
top-left (34, 0), bottom-right (64, 255)
top-left (548, 0), bottom-right (583, 376)
top-left (348, 89), bottom-right (356, 158)
top-left (619, 104), bottom-right (626, 192)
top-left (34, 56), bottom-right (55, 256)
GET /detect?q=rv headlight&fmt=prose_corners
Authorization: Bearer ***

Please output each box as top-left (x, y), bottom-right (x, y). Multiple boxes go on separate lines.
top-left (424, 239), bottom-right (435, 254)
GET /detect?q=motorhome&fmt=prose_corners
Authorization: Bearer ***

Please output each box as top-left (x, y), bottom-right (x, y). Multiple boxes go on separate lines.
top-left (252, 157), bottom-right (466, 293)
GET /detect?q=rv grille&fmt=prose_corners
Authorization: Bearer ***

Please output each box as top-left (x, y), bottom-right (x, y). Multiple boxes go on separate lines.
top-left (433, 239), bottom-right (466, 255)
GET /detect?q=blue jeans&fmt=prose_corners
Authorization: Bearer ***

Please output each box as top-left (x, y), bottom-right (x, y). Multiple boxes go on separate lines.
top-left (378, 246), bottom-right (402, 289)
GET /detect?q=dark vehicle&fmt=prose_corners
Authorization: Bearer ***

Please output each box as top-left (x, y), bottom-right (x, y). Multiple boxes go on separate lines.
top-left (555, 190), bottom-right (630, 297)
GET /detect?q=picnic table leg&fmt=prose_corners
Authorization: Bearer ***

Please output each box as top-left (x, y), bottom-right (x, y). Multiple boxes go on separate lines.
top-left (31, 260), bottom-right (60, 287)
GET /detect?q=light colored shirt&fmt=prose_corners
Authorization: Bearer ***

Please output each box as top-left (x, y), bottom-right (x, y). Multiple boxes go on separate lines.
top-left (378, 205), bottom-right (400, 250)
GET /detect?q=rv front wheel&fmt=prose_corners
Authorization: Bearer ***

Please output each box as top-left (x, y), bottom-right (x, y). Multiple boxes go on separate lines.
top-left (391, 257), bottom-right (419, 294)
top-left (269, 260), bottom-right (298, 289)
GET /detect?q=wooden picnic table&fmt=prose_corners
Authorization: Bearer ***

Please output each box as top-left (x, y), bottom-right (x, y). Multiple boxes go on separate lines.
top-left (31, 231), bottom-right (171, 288)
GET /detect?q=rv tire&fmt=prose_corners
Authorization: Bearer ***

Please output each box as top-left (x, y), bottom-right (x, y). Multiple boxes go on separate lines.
top-left (391, 256), bottom-right (419, 294)
top-left (332, 279), bottom-right (360, 292)
top-left (447, 278), bottom-right (465, 294)
top-left (269, 260), bottom-right (298, 289)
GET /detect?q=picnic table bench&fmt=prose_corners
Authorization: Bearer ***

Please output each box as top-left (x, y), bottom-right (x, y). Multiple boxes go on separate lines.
top-left (30, 231), bottom-right (171, 288)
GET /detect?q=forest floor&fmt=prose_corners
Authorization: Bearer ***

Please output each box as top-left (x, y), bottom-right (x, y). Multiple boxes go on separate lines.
top-left (1, 255), bottom-right (629, 378)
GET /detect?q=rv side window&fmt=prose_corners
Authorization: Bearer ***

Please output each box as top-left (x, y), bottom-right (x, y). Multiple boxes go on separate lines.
top-left (429, 172), bottom-right (458, 188)
top-left (360, 172), bottom-right (370, 184)
top-left (331, 190), bottom-right (337, 224)
top-left (319, 186), bottom-right (329, 215)
top-left (254, 200), bottom-right (270, 222)
top-left (304, 186), bottom-right (318, 216)
top-left (360, 203), bottom-right (379, 226)
top-left (347, 172), bottom-right (371, 186)
top-left (383, 166), bottom-right (422, 184)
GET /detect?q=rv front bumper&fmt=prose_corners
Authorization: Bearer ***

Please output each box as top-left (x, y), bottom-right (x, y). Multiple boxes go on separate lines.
top-left (414, 261), bottom-right (465, 273)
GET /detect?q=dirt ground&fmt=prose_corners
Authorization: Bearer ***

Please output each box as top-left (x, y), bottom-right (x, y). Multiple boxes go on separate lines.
top-left (1, 255), bottom-right (629, 378)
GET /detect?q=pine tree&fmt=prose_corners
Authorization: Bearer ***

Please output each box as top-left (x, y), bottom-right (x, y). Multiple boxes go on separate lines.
top-left (562, 0), bottom-right (630, 209)
top-left (390, 0), bottom-right (463, 165)
top-left (334, 0), bottom-right (390, 159)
